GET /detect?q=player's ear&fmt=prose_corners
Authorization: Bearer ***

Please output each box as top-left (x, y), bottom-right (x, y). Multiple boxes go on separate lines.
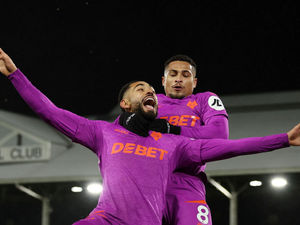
top-left (193, 77), bottom-right (197, 88)
top-left (162, 75), bottom-right (166, 87)
top-left (120, 99), bottom-right (131, 111)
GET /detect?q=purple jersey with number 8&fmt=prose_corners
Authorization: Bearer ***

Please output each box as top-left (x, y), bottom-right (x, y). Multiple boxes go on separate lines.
top-left (8, 70), bottom-right (289, 225)
top-left (157, 93), bottom-right (228, 225)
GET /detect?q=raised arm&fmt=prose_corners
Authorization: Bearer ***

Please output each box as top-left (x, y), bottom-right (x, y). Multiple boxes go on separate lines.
top-left (0, 48), bottom-right (97, 150)
top-left (0, 48), bottom-right (17, 76)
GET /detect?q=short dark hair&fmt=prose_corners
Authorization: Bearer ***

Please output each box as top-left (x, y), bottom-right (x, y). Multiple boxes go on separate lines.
top-left (118, 80), bottom-right (137, 111)
top-left (164, 54), bottom-right (197, 74)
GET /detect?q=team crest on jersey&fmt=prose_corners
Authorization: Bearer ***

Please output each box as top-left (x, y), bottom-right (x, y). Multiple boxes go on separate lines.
top-left (187, 100), bottom-right (198, 109)
top-left (208, 96), bottom-right (224, 111)
top-left (150, 131), bottom-right (162, 141)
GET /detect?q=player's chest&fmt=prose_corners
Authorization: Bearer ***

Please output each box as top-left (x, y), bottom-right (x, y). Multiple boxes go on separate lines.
top-left (100, 130), bottom-right (176, 168)
top-left (157, 100), bottom-right (204, 126)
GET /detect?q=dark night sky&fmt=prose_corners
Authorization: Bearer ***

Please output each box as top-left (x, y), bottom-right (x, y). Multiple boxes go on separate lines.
top-left (1, 0), bottom-right (299, 118)
top-left (1, 1), bottom-right (300, 225)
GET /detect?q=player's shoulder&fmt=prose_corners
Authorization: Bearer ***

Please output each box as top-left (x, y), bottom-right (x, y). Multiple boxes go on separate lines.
top-left (156, 93), bottom-right (165, 98)
top-left (193, 91), bottom-right (223, 103)
top-left (90, 119), bottom-right (115, 130)
top-left (162, 133), bottom-right (201, 149)
top-left (156, 93), bottom-right (167, 101)
top-left (193, 91), bottom-right (220, 99)
top-left (162, 132), bottom-right (193, 143)
top-left (192, 91), bottom-right (227, 112)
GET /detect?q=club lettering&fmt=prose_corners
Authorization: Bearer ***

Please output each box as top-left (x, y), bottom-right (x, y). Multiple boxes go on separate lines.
top-left (10, 146), bottom-right (42, 159)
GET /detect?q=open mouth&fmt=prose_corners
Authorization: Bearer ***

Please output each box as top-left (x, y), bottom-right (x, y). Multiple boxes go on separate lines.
top-left (142, 96), bottom-right (156, 111)
top-left (173, 85), bottom-right (183, 91)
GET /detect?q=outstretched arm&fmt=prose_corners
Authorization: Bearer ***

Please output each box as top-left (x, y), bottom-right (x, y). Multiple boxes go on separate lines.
top-left (200, 123), bottom-right (300, 163)
top-left (200, 133), bottom-right (289, 163)
top-left (176, 123), bottom-right (300, 168)
top-left (0, 48), bottom-right (97, 150)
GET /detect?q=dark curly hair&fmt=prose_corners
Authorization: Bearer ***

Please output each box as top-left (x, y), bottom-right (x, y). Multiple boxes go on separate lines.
top-left (164, 54), bottom-right (197, 74)
top-left (118, 80), bottom-right (138, 111)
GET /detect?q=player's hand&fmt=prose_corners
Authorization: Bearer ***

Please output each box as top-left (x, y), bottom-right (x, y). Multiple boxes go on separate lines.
top-left (0, 48), bottom-right (17, 76)
top-left (149, 119), bottom-right (181, 135)
top-left (287, 123), bottom-right (300, 146)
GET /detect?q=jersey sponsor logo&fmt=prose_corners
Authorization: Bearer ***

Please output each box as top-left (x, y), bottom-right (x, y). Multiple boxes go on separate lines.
top-left (187, 100), bottom-right (198, 109)
top-left (160, 115), bottom-right (200, 127)
top-left (111, 142), bottom-right (168, 160)
top-left (208, 96), bottom-right (224, 111)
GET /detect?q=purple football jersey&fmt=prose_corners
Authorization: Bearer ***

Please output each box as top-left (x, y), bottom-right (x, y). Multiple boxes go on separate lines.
top-left (8, 70), bottom-right (289, 225)
top-left (157, 93), bottom-right (228, 131)
top-left (157, 93), bottom-right (228, 173)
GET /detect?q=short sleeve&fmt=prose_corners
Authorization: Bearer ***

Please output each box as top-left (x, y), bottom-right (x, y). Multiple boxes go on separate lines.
top-left (198, 92), bottom-right (228, 124)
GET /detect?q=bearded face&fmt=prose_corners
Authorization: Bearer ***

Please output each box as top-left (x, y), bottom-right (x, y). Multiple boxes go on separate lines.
top-left (136, 101), bottom-right (157, 120)
top-left (121, 81), bottom-right (158, 120)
